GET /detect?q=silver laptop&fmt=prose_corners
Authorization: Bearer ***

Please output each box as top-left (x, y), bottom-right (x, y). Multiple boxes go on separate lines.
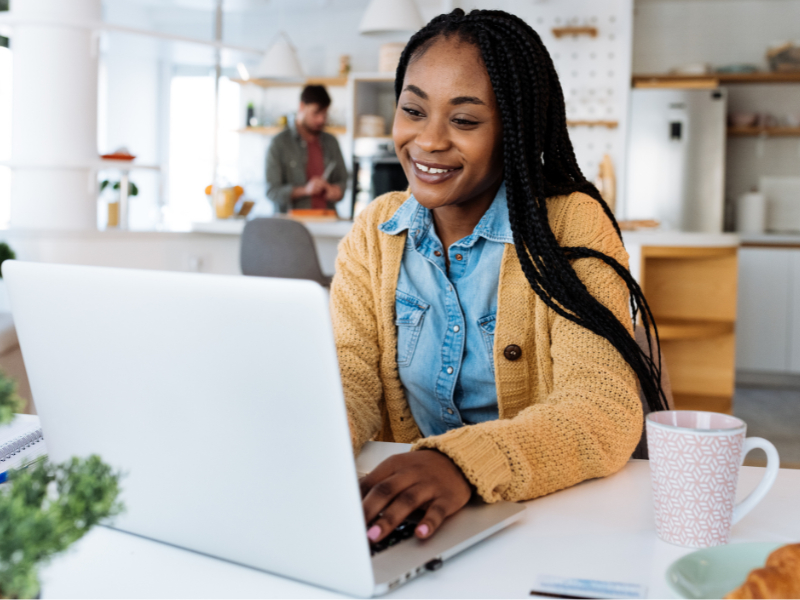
top-left (5, 261), bottom-right (525, 597)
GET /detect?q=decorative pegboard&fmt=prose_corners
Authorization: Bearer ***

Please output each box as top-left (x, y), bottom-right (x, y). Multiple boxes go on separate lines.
top-left (504, 0), bottom-right (634, 211)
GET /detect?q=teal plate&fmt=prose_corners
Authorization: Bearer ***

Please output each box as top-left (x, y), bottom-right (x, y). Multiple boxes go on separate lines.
top-left (666, 542), bottom-right (782, 599)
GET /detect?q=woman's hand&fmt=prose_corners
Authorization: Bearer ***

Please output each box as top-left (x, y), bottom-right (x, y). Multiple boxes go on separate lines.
top-left (360, 449), bottom-right (472, 543)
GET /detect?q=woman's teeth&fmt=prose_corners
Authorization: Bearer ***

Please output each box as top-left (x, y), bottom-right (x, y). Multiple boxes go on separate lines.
top-left (415, 163), bottom-right (455, 174)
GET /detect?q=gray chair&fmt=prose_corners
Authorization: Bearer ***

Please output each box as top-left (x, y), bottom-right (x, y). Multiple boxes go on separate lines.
top-left (631, 326), bottom-right (675, 460)
top-left (240, 218), bottom-right (332, 287)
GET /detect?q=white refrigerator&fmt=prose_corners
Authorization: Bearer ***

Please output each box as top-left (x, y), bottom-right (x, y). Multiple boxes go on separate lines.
top-left (624, 88), bottom-right (727, 232)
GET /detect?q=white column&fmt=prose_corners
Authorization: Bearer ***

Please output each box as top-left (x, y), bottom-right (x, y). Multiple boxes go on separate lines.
top-left (10, 0), bottom-right (101, 229)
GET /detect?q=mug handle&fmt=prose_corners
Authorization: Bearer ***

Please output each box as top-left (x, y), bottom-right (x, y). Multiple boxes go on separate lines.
top-left (732, 437), bottom-right (780, 525)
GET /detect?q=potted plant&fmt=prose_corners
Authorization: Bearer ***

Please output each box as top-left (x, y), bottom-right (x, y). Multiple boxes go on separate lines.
top-left (100, 179), bottom-right (139, 228)
top-left (0, 374), bottom-right (123, 599)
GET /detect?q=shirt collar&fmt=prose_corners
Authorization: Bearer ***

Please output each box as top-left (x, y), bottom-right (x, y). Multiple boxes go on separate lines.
top-left (379, 182), bottom-right (514, 246)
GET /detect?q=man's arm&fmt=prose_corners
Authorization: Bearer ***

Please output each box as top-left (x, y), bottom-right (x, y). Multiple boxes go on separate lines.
top-left (265, 140), bottom-right (296, 213)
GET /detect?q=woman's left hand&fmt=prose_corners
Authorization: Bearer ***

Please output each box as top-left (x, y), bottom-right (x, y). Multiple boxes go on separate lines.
top-left (360, 449), bottom-right (472, 543)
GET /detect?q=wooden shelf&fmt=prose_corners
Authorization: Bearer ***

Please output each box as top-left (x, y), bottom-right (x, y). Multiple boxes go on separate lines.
top-left (655, 319), bottom-right (734, 341)
top-left (552, 26), bottom-right (598, 38)
top-left (235, 126), bottom-right (347, 136)
top-left (231, 76), bottom-right (348, 89)
top-left (567, 120), bottom-right (619, 129)
top-left (728, 126), bottom-right (800, 137)
top-left (633, 71), bottom-right (800, 88)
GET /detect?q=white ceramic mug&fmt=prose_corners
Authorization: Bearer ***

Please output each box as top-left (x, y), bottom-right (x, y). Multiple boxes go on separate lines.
top-left (646, 411), bottom-right (779, 548)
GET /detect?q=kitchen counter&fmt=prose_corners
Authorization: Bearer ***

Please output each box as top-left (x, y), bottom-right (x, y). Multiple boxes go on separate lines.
top-left (191, 219), bottom-right (354, 239)
top-left (738, 233), bottom-right (800, 246)
top-left (622, 230), bottom-right (739, 247)
top-left (621, 230), bottom-right (739, 284)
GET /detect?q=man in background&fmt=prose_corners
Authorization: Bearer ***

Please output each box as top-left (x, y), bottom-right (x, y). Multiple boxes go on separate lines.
top-left (265, 85), bottom-right (348, 213)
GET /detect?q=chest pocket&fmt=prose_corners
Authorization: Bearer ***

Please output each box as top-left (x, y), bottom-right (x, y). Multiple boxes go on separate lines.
top-left (395, 290), bottom-right (430, 368)
top-left (478, 313), bottom-right (497, 375)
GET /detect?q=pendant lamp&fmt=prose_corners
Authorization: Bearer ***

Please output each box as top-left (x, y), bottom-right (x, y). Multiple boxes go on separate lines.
top-left (359, 0), bottom-right (424, 35)
top-left (252, 32), bottom-right (305, 81)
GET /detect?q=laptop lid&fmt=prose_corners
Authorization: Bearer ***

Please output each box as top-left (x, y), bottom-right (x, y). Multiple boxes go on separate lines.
top-left (5, 261), bottom-right (375, 597)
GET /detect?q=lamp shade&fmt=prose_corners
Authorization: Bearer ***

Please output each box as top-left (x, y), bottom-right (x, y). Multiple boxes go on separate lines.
top-left (252, 33), bottom-right (305, 81)
top-left (359, 0), bottom-right (424, 34)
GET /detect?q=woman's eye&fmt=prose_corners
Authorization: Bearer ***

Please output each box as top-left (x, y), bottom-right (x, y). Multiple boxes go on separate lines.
top-left (453, 118), bottom-right (479, 127)
top-left (402, 107), bottom-right (424, 118)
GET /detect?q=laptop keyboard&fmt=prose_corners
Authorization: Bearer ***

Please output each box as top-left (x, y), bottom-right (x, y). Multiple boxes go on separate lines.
top-left (369, 512), bottom-right (422, 556)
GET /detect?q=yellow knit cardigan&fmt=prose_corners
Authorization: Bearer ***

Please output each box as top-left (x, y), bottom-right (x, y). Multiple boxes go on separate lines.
top-left (330, 190), bottom-right (642, 503)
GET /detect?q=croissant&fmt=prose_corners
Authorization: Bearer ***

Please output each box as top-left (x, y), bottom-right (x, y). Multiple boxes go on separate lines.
top-left (725, 544), bottom-right (800, 599)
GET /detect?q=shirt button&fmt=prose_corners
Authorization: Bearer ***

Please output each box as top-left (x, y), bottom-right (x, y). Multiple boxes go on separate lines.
top-left (504, 344), bottom-right (523, 361)
top-left (453, 325), bottom-right (460, 333)
top-left (446, 366), bottom-right (454, 374)
top-left (434, 250), bottom-right (442, 257)
top-left (447, 285), bottom-right (452, 292)
top-left (455, 254), bottom-right (463, 261)
top-left (447, 408), bottom-right (454, 415)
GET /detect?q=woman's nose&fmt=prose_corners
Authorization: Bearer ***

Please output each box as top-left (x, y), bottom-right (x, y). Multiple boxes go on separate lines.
top-left (414, 118), bottom-right (450, 153)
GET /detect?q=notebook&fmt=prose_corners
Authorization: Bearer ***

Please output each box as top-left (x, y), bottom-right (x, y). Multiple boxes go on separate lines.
top-left (0, 414), bottom-right (47, 483)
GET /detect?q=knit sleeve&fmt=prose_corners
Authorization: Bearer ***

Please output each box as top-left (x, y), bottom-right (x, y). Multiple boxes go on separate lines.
top-left (330, 214), bottom-right (386, 455)
top-left (413, 195), bottom-right (642, 503)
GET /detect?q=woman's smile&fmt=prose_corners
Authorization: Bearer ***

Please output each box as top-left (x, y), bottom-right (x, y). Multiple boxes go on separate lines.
top-left (411, 159), bottom-right (463, 184)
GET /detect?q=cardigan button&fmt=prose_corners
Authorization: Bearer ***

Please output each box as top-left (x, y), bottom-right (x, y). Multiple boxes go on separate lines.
top-left (503, 344), bottom-right (522, 361)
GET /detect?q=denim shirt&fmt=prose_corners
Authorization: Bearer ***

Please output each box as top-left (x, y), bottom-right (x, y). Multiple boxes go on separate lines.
top-left (378, 184), bottom-right (513, 437)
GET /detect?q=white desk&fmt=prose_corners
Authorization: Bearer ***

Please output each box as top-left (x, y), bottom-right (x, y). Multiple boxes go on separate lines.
top-left (40, 461), bottom-right (800, 599)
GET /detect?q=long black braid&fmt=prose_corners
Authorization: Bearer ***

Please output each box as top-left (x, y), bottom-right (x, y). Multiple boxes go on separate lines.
top-left (395, 9), bottom-right (669, 413)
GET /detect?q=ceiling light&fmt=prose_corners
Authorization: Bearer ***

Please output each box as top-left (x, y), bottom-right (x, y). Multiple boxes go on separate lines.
top-left (252, 33), bottom-right (304, 82)
top-left (359, 0), bottom-right (424, 35)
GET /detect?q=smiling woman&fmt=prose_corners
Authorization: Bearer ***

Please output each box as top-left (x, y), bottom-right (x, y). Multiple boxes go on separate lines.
top-left (330, 8), bottom-right (669, 548)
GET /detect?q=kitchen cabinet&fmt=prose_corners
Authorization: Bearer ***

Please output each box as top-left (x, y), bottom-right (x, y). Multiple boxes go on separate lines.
top-left (735, 245), bottom-right (800, 375)
top-left (624, 233), bottom-right (739, 414)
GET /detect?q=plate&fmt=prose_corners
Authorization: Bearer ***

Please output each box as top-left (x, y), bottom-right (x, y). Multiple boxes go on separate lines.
top-left (666, 542), bottom-right (782, 599)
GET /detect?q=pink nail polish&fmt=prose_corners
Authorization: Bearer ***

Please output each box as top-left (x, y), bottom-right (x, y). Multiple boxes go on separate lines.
top-left (367, 525), bottom-right (381, 541)
top-left (417, 524), bottom-right (429, 537)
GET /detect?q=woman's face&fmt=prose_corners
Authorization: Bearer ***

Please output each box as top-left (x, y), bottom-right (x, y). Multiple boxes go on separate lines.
top-left (393, 37), bottom-right (504, 211)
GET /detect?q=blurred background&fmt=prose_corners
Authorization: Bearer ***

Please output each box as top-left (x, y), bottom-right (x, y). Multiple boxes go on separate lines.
top-left (0, 0), bottom-right (799, 465)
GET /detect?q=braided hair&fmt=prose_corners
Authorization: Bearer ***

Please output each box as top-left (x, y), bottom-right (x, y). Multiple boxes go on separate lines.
top-left (395, 9), bottom-right (669, 413)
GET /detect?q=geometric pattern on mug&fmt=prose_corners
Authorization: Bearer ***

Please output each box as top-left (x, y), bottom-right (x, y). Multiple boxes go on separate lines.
top-left (647, 423), bottom-right (745, 548)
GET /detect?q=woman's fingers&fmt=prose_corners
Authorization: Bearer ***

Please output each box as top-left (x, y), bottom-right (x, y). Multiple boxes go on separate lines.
top-left (366, 484), bottom-right (433, 543)
top-left (359, 454), bottom-right (402, 498)
top-left (415, 499), bottom-right (452, 539)
top-left (361, 472), bottom-right (414, 526)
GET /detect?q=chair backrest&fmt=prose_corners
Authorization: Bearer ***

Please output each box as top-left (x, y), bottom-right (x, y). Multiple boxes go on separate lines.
top-left (240, 218), bottom-right (331, 287)
top-left (631, 326), bottom-right (675, 460)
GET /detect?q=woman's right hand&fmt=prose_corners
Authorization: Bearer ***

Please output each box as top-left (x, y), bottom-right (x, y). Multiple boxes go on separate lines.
top-left (360, 449), bottom-right (472, 543)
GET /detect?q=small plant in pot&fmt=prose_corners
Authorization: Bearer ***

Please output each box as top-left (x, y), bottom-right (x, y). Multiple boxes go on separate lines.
top-left (0, 374), bottom-right (123, 599)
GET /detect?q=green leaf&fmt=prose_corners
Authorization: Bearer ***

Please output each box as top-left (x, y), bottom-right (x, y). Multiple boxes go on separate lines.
top-left (0, 456), bottom-right (124, 599)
